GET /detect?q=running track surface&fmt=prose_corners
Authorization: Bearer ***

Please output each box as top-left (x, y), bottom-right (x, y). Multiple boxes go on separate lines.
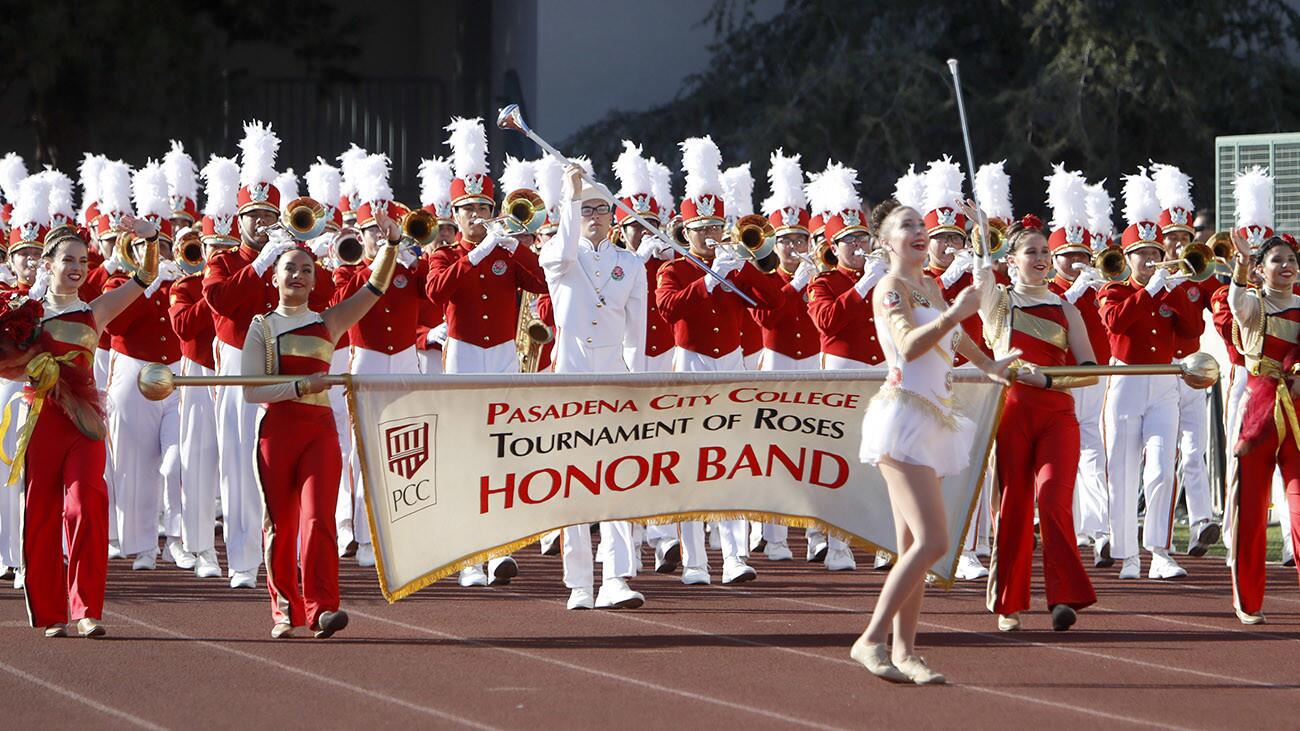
top-left (3, 538), bottom-right (1299, 730)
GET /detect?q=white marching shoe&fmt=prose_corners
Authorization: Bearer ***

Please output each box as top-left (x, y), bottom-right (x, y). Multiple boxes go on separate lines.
top-left (955, 551), bottom-right (988, 581)
top-left (459, 566), bottom-right (488, 587)
top-left (1148, 549), bottom-right (1187, 579)
top-left (229, 569), bottom-right (257, 589)
top-left (337, 520), bottom-right (356, 558)
top-left (681, 566), bottom-right (711, 585)
top-left (539, 529), bottom-right (561, 556)
top-left (1093, 534), bottom-right (1114, 568)
top-left (806, 532), bottom-right (828, 563)
top-left (163, 538), bottom-right (196, 570)
top-left (825, 546), bottom-right (857, 571)
top-left (194, 549), bottom-right (222, 579)
top-left (873, 551), bottom-right (893, 570)
top-left (596, 578), bottom-right (645, 609)
top-left (654, 538), bottom-right (681, 574)
top-left (487, 556), bottom-right (518, 585)
top-left (1117, 555), bottom-right (1141, 579)
top-left (107, 540), bottom-right (123, 560)
top-left (567, 586), bottom-right (595, 610)
top-left (132, 550), bottom-right (157, 571)
top-left (13, 568), bottom-right (24, 590)
top-left (356, 543), bottom-right (376, 568)
top-left (764, 541), bottom-right (793, 562)
top-left (721, 556), bottom-right (757, 584)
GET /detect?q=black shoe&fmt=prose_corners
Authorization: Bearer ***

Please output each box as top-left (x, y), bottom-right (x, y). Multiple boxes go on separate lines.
top-left (313, 609), bottom-right (349, 639)
top-left (1050, 604), bottom-right (1077, 632)
top-left (656, 541), bottom-right (681, 574)
top-left (341, 540), bottom-right (358, 559)
top-left (489, 557), bottom-right (518, 585)
top-left (1187, 522), bottom-right (1221, 557)
top-left (1094, 538), bottom-right (1114, 568)
top-left (1283, 555), bottom-right (1296, 568)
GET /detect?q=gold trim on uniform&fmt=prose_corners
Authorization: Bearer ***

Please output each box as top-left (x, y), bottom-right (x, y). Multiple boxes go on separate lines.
top-left (1011, 307), bottom-right (1069, 351)
top-left (41, 318), bottom-right (99, 353)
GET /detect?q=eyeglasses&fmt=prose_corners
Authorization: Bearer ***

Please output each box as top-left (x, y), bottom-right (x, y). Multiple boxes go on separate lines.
top-left (839, 232), bottom-right (871, 244)
top-left (581, 204), bottom-right (612, 217)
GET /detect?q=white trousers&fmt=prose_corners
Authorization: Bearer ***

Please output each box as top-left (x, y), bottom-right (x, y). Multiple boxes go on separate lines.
top-left (214, 341), bottom-right (264, 573)
top-left (106, 354), bottom-right (180, 556)
top-left (444, 338), bottom-right (516, 375)
top-left (1102, 366), bottom-right (1179, 559)
top-left (674, 347), bottom-right (749, 568)
top-left (178, 357), bottom-right (219, 554)
top-left (329, 348), bottom-right (358, 549)
top-left (1176, 377), bottom-right (1214, 525)
top-left (416, 347), bottom-right (443, 374)
top-left (562, 521), bottom-right (637, 588)
top-left (1223, 365), bottom-right (1248, 558)
top-left (343, 346), bottom-right (420, 545)
top-left (0, 379), bottom-right (26, 568)
top-left (642, 349), bottom-right (678, 549)
top-left (1073, 378), bottom-right (1109, 538)
top-left (96, 347), bottom-right (118, 543)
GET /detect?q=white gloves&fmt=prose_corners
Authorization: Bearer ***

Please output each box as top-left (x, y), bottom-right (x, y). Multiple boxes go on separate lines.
top-left (704, 248), bottom-right (744, 293)
top-left (1063, 268), bottom-right (1103, 304)
top-left (0, 264), bottom-right (15, 288)
top-left (468, 231), bottom-right (518, 266)
top-left (635, 236), bottom-right (668, 262)
top-left (498, 233), bottom-right (519, 254)
top-left (103, 252), bottom-right (123, 276)
top-left (144, 260), bottom-right (183, 298)
top-left (252, 232), bottom-right (296, 277)
top-left (397, 246), bottom-right (418, 270)
top-left (854, 256), bottom-right (890, 299)
top-left (28, 266), bottom-right (50, 301)
top-left (427, 322), bottom-right (448, 347)
top-left (939, 250), bottom-right (973, 289)
top-left (1144, 266), bottom-right (1168, 297)
top-left (310, 234), bottom-right (333, 260)
top-left (790, 259), bottom-right (817, 292)
top-left (1164, 271), bottom-right (1191, 292)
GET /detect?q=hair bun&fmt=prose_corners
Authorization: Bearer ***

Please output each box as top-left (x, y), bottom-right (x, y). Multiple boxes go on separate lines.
top-left (1020, 213), bottom-right (1043, 231)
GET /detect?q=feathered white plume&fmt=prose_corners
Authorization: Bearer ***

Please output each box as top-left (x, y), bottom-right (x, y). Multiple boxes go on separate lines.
top-left (201, 155), bottom-right (240, 217)
top-left (132, 161), bottom-right (172, 220)
top-left (534, 156), bottom-right (565, 211)
top-left (720, 164), bottom-right (755, 217)
top-left (42, 168), bottom-right (75, 224)
top-left (354, 154), bottom-right (393, 206)
top-left (417, 157), bottom-right (453, 207)
top-left (77, 153), bottom-right (105, 221)
top-left (500, 156), bottom-right (536, 193)
top-left (893, 165), bottom-right (926, 211)
top-left (974, 161), bottom-right (1012, 221)
top-left (11, 175), bottom-right (49, 228)
top-left (443, 117), bottom-right (489, 178)
top-left (923, 156), bottom-right (964, 213)
top-left (238, 120), bottom-right (279, 187)
top-left (98, 160), bottom-right (134, 216)
top-left (273, 169), bottom-right (299, 206)
top-left (571, 156), bottom-right (595, 177)
top-left (679, 135), bottom-right (723, 199)
top-left (337, 143), bottom-right (368, 199)
top-left (305, 158), bottom-right (341, 209)
top-left (1045, 164), bottom-right (1089, 230)
top-left (647, 157), bottom-right (673, 214)
top-left (1121, 169), bottom-right (1161, 225)
top-left (1151, 162), bottom-right (1194, 212)
top-left (761, 149), bottom-right (806, 216)
top-left (162, 141), bottom-right (198, 203)
top-left (1085, 181), bottom-right (1114, 239)
top-left (612, 141), bottom-right (651, 199)
top-left (0, 153), bottom-right (28, 205)
top-left (1233, 166), bottom-right (1274, 230)
top-left (806, 162), bottom-right (861, 218)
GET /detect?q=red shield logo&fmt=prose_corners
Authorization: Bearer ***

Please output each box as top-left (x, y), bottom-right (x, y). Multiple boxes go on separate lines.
top-left (385, 421), bottom-right (429, 479)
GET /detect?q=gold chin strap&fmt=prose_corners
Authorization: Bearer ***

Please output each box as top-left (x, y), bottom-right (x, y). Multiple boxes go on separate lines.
top-left (5, 350), bottom-right (91, 487)
top-left (367, 242), bottom-right (399, 294)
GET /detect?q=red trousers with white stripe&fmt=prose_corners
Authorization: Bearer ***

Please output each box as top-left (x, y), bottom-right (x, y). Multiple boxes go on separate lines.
top-left (989, 385), bottom-right (1096, 615)
top-left (256, 402), bottom-right (341, 627)
top-left (1232, 382), bottom-right (1300, 615)
top-left (23, 404), bottom-right (109, 627)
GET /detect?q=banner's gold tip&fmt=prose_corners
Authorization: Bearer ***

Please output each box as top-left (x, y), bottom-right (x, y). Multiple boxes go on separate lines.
top-left (1179, 352), bottom-right (1220, 389)
top-left (137, 362), bottom-right (176, 401)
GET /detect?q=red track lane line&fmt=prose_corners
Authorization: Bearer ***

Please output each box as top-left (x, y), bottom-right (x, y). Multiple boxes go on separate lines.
top-left (103, 609), bottom-right (500, 731)
top-left (349, 609), bottom-right (847, 731)
top-left (0, 658), bottom-right (169, 731)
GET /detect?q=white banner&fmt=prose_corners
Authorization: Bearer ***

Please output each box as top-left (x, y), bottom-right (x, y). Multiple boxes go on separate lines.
top-left (347, 371), bottom-right (1005, 602)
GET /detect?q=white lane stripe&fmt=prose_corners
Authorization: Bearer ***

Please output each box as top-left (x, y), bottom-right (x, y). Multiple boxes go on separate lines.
top-left (0, 657), bottom-right (168, 731)
top-left (104, 610), bottom-right (498, 731)
top-left (350, 609), bottom-right (845, 731)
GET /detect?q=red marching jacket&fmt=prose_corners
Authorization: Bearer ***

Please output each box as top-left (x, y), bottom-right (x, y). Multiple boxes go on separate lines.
top-left (103, 275), bottom-right (181, 365)
top-left (168, 274), bottom-right (217, 370)
top-left (1096, 277), bottom-right (1200, 365)
top-left (644, 258), bottom-right (676, 359)
top-left (751, 267), bottom-right (821, 361)
top-left (202, 245), bottom-right (333, 349)
top-left (1048, 275), bottom-right (1111, 365)
top-left (655, 259), bottom-right (785, 358)
top-left (424, 235), bottom-right (547, 349)
top-left (333, 257), bottom-right (436, 354)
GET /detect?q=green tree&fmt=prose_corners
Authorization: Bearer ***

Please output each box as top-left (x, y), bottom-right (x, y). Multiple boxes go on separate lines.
top-left (569, 0), bottom-right (1300, 215)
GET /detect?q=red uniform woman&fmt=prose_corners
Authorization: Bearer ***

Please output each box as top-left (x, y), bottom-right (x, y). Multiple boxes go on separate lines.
top-left (1226, 233), bottom-right (1300, 625)
top-left (241, 224), bottom-right (397, 639)
top-left (974, 216), bottom-right (1098, 632)
top-left (12, 221), bottom-right (154, 638)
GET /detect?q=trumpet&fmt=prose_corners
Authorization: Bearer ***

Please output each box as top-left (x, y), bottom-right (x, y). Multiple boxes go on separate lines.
top-left (1093, 247), bottom-right (1130, 282)
top-left (333, 227), bottom-right (365, 267)
top-left (175, 229), bottom-right (206, 276)
top-left (1153, 242), bottom-right (1219, 282)
top-left (799, 238), bottom-right (839, 272)
top-left (281, 197), bottom-right (328, 241)
top-left (970, 221), bottom-right (1007, 260)
top-left (487, 189), bottom-right (547, 236)
top-left (401, 209), bottom-right (437, 247)
top-left (726, 214), bottom-right (780, 273)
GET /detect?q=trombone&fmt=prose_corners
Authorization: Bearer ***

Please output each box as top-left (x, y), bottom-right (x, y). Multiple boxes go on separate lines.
top-left (333, 227), bottom-right (365, 267)
top-left (1092, 247), bottom-right (1130, 282)
top-left (718, 214), bottom-right (780, 273)
top-left (497, 104), bottom-right (757, 307)
top-left (970, 222), bottom-right (1007, 260)
top-left (401, 208), bottom-right (438, 247)
top-left (175, 229), bottom-right (206, 276)
top-left (1151, 242), bottom-right (1222, 283)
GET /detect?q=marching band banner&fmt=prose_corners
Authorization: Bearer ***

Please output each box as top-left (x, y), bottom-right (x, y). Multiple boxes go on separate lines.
top-left (347, 371), bottom-right (1005, 602)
